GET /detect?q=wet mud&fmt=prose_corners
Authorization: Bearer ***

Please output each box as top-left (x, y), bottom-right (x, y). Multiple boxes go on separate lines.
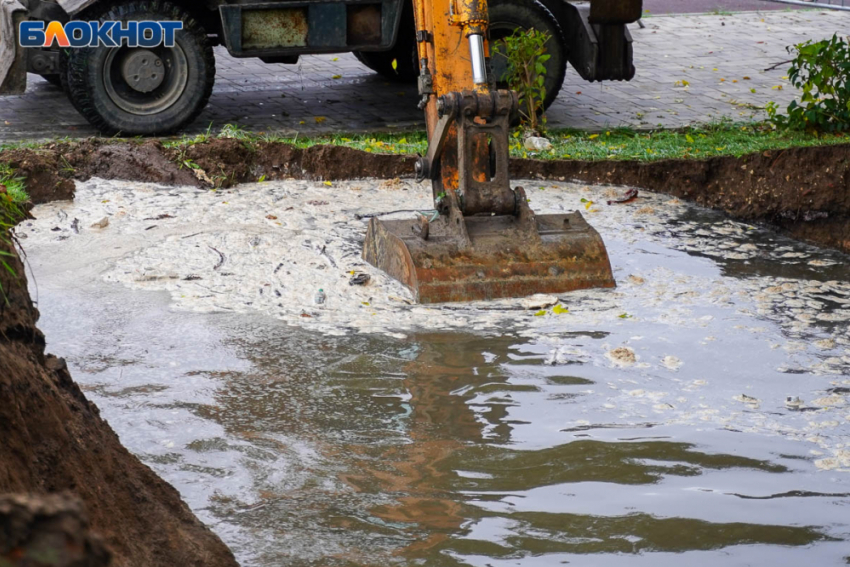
top-left (0, 238), bottom-right (239, 567)
top-left (1, 139), bottom-right (848, 253)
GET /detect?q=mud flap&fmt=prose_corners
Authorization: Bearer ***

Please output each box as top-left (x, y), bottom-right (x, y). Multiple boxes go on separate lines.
top-left (561, 2), bottom-right (635, 82)
top-left (0, 0), bottom-right (26, 95)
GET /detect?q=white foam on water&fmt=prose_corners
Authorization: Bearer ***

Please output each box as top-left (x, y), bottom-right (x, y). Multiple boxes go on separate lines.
top-left (20, 177), bottom-right (850, 468)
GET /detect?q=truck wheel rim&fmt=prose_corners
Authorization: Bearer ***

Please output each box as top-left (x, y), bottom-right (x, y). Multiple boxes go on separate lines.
top-left (102, 45), bottom-right (189, 116)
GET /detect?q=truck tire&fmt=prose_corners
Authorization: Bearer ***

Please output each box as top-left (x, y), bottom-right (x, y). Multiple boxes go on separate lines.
top-left (65, 1), bottom-right (215, 135)
top-left (488, 0), bottom-right (567, 110)
top-left (353, 1), bottom-right (417, 82)
top-left (353, 40), bottom-right (418, 83)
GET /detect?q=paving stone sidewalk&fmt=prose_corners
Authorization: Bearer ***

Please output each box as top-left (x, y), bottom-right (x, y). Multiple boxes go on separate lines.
top-left (0, 9), bottom-right (846, 142)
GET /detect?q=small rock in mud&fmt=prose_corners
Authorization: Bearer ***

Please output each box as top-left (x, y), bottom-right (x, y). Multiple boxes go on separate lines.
top-left (90, 217), bottom-right (109, 229)
top-left (524, 136), bottom-right (552, 151)
top-left (349, 272), bottom-right (371, 286)
top-left (607, 347), bottom-right (636, 367)
top-left (734, 394), bottom-right (760, 407)
top-left (521, 294), bottom-right (558, 310)
top-left (661, 355), bottom-right (682, 371)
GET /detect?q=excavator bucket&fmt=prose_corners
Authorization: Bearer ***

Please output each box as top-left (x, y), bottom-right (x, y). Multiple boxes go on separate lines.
top-left (363, 198), bottom-right (615, 304)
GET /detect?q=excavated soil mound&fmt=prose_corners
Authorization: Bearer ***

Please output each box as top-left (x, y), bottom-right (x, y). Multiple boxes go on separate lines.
top-left (1, 494), bottom-right (111, 567)
top-left (0, 238), bottom-right (238, 567)
top-left (1, 139), bottom-right (848, 252)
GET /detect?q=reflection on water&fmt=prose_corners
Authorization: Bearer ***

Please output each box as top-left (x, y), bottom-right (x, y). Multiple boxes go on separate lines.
top-left (40, 299), bottom-right (848, 565)
top-left (25, 182), bottom-right (850, 567)
top-left (186, 329), bottom-right (842, 566)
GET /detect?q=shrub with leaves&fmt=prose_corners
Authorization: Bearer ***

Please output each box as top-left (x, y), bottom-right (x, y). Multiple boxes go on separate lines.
top-left (767, 34), bottom-right (850, 133)
top-left (500, 27), bottom-right (551, 134)
top-left (0, 164), bottom-right (28, 305)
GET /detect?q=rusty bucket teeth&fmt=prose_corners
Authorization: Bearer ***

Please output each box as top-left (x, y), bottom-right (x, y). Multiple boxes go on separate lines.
top-left (362, 211), bottom-right (615, 304)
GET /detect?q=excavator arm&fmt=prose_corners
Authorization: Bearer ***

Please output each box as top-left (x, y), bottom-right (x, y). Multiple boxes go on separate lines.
top-left (362, 0), bottom-right (616, 303)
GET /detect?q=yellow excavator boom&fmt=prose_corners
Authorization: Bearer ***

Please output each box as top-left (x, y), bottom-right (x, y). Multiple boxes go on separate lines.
top-left (362, 0), bottom-right (616, 303)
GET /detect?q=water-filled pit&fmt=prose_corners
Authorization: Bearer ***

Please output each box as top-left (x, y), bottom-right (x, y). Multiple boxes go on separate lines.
top-left (17, 177), bottom-right (850, 565)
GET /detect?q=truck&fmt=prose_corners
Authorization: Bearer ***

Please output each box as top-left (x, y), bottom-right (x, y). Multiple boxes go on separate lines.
top-left (0, 0), bottom-right (641, 136)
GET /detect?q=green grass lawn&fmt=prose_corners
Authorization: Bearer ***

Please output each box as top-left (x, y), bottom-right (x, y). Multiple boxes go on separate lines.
top-left (171, 121), bottom-right (846, 163)
top-left (3, 121), bottom-right (847, 168)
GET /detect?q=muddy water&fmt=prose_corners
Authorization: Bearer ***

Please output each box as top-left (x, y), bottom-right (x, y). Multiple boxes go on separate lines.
top-left (19, 178), bottom-right (850, 566)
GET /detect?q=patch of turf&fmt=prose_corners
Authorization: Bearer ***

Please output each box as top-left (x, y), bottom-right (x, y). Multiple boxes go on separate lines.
top-left (4, 121), bottom-right (846, 165)
top-left (194, 121), bottom-right (847, 163)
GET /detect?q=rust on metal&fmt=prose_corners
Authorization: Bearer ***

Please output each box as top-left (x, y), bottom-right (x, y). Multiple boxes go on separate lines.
top-left (363, 207), bottom-right (615, 304)
top-left (242, 8), bottom-right (308, 50)
top-left (347, 4), bottom-right (383, 46)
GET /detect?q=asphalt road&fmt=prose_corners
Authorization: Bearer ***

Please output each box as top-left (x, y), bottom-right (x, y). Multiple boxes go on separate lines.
top-left (645, 0), bottom-right (805, 13)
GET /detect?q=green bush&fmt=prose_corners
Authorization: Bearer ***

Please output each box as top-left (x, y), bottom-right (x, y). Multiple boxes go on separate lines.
top-left (499, 27), bottom-right (550, 134)
top-left (767, 34), bottom-right (850, 133)
top-left (0, 164), bottom-right (28, 305)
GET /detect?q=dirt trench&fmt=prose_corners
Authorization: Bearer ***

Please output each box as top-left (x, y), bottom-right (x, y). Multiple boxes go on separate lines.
top-left (1, 139), bottom-right (849, 252)
top-left (0, 235), bottom-right (238, 567)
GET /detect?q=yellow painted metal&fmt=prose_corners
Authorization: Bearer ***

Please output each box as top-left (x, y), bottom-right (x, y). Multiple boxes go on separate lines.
top-left (412, 0), bottom-right (492, 194)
